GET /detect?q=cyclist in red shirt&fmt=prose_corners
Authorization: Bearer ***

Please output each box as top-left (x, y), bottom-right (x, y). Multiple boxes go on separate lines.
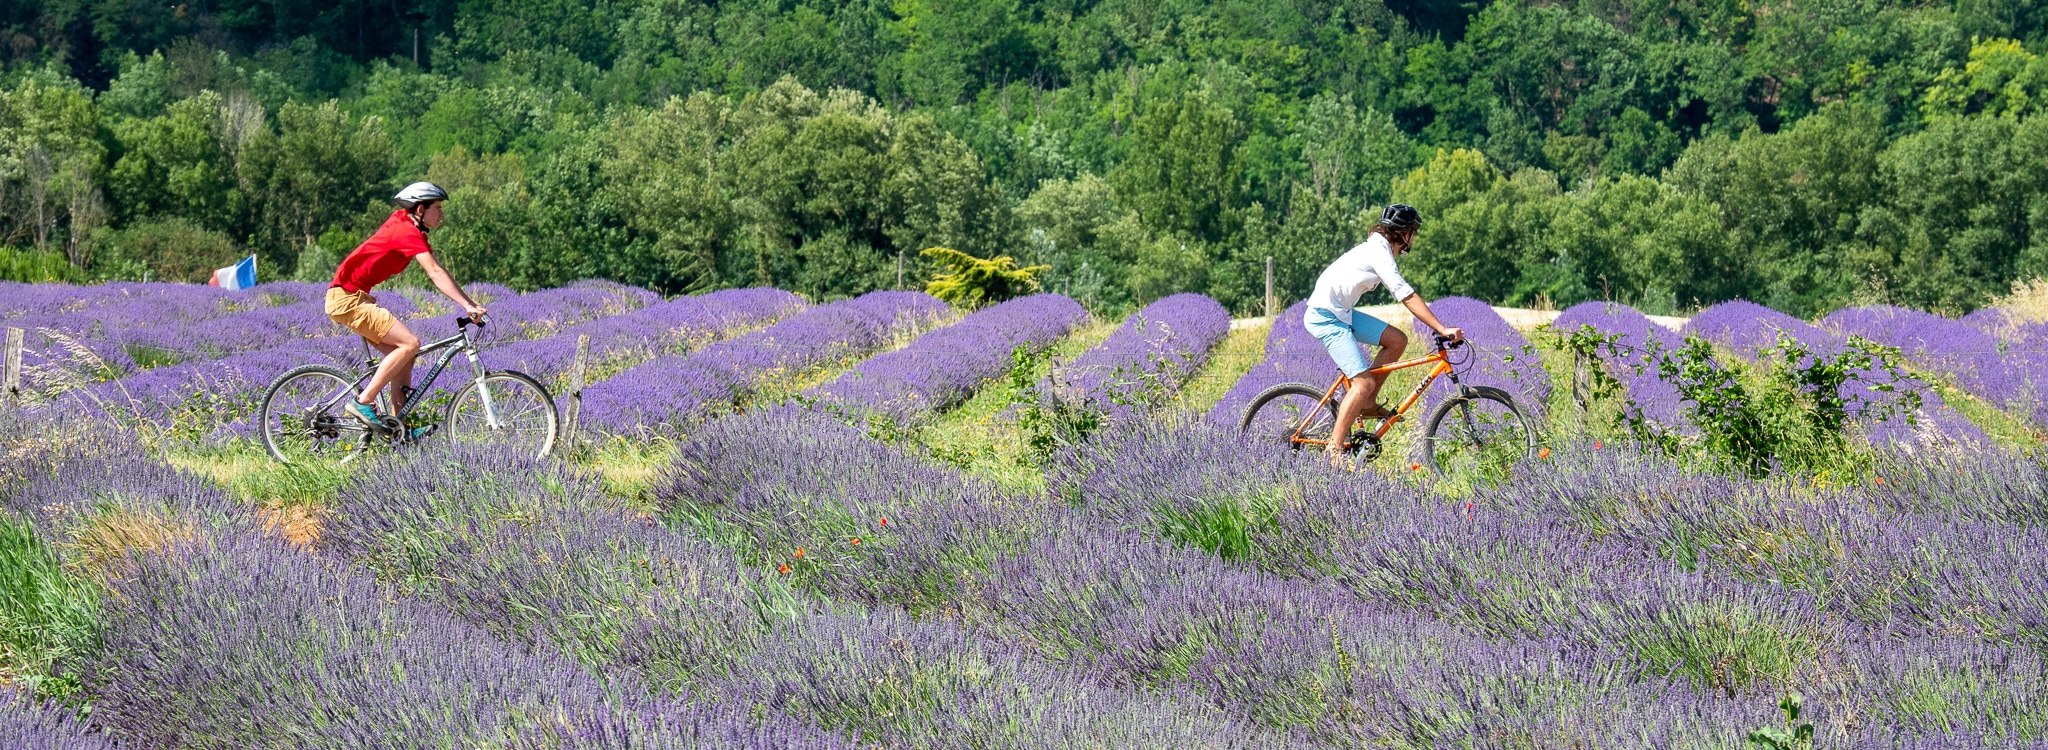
top-left (324, 182), bottom-right (487, 435)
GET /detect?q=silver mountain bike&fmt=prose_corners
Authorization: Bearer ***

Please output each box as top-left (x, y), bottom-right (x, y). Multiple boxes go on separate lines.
top-left (258, 316), bottom-right (557, 465)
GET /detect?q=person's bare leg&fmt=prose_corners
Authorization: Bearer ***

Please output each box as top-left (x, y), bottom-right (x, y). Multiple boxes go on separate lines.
top-left (1328, 372), bottom-right (1376, 462)
top-left (1325, 327), bottom-right (1409, 463)
top-left (1348, 327), bottom-right (1408, 411)
top-left (358, 322), bottom-right (420, 408)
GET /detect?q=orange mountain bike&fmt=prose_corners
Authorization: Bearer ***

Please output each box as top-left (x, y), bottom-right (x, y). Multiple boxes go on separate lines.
top-left (1238, 334), bottom-right (1537, 475)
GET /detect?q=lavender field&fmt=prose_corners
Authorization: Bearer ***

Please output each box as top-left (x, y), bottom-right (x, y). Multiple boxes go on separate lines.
top-left (3, 280), bottom-right (2047, 749)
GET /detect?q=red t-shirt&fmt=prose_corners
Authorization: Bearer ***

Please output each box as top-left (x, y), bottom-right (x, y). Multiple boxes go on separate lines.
top-left (331, 210), bottom-right (432, 293)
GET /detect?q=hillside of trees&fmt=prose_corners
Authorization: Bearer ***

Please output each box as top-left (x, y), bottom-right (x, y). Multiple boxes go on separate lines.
top-left (2, 0), bottom-right (2045, 316)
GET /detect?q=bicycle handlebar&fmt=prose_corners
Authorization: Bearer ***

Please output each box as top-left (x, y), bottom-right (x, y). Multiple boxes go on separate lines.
top-left (1433, 333), bottom-right (1465, 350)
top-left (458, 316), bottom-right (487, 329)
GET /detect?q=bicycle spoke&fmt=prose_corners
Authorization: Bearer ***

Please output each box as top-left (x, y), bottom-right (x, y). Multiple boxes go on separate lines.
top-left (447, 374), bottom-right (556, 459)
top-left (1427, 392), bottom-right (1534, 481)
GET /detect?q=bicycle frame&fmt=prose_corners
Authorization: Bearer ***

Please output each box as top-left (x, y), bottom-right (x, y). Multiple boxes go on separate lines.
top-left (318, 322), bottom-right (493, 428)
top-left (1288, 345), bottom-right (1461, 449)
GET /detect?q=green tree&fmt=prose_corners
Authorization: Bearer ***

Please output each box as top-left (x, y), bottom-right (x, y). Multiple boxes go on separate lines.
top-left (1110, 88), bottom-right (1247, 245)
top-left (922, 246), bottom-right (1045, 307)
top-left (238, 101), bottom-right (397, 275)
top-left (108, 91), bottom-right (252, 235)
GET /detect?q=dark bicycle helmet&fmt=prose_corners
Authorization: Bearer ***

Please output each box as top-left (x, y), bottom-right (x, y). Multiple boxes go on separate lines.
top-left (1378, 203), bottom-right (1422, 231)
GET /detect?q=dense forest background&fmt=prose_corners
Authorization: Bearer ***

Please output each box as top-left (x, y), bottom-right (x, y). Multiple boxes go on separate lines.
top-left (1, 0), bottom-right (2045, 317)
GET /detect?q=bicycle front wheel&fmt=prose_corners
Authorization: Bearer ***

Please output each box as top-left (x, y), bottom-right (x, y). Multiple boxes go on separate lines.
top-left (261, 364), bottom-right (377, 466)
top-left (444, 370), bottom-right (558, 459)
top-left (1421, 385), bottom-right (1537, 478)
top-left (1239, 383), bottom-right (1340, 452)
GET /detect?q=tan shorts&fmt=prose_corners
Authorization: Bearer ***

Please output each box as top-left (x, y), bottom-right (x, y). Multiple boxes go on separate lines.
top-left (325, 287), bottom-right (398, 342)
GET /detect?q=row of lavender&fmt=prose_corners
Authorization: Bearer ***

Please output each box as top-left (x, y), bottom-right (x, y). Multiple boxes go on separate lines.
top-left (1825, 305), bottom-right (2048, 431)
top-left (1555, 300), bottom-right (1986, 446)
top-left (575, 291), bottom-right (950, 435)
top-left (811, 294), bottom-right (1089, 424)
top-left (0, 418), bottom-right (842, 748)
top-left (59, 286), bottom-right (799, 437)
top-left (1045, 293), bottom-right (1229, 421)
top-left (1685, 301), bottom-right (1986, 445)
top-left (8, 279), bottom-right (648, 397)
top-left (1049, 421), bottom-right (2048, 746)
top-left (663, 407), bottom-right (1818, 745)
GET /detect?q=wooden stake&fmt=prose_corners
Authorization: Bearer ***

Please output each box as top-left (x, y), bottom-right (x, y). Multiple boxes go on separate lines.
top-left (1264, 256), bottom-right (1275, 319)
top-left (896, 250), bottom-right (905, 290)
top-left (3, 328), bottom-right (22, 412)
top-left (565, 334), bottom-right (590, 448)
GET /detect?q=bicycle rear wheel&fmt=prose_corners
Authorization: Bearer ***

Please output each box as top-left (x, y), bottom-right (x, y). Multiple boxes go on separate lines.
top-left (445, 370), bottom-right (558, 459)
top-left (261, 364), bottom-right (378, 466)
top-left (1421, 385), bottom-right (1537, 478)
top-left (1239, 383), bottom-right (1341, 451)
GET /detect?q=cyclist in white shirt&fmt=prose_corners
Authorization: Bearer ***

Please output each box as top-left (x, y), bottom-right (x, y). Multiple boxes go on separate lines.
top-left (1305, 204), bottom-right (1463, 465)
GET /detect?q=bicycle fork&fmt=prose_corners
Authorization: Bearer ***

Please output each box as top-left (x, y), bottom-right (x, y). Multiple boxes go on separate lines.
top-left (467, 349), bottom-right (503, 430)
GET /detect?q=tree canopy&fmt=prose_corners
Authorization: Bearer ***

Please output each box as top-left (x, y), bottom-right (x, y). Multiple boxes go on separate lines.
top-left (2, 0), bottom-right (2045, 316)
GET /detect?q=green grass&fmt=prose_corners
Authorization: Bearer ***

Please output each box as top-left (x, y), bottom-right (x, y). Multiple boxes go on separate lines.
top-left (913, 317), bottom-right (1120, 494)
top-left (1919, 374), bottom-right (2046, 452)
top-left (1172, 319), bottom-right (1269, 415)
top-left (0, 247), bottom-right (83, 284)
top-left (0, 516), bottom-right (99, 702)
top-left (582, 437), bottom-right (678, 510)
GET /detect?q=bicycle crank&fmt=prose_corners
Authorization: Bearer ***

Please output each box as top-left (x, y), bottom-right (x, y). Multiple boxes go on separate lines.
top-left (1345, 430), bottom-right (1384, 462)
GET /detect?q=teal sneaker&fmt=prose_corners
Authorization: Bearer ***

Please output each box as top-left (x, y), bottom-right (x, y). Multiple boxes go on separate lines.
top-left (344, 401), bottom-right (385, 430)
top-left (407, 423), bottom-right (438, 442)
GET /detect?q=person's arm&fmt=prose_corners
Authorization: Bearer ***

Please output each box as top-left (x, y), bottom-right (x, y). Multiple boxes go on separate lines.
top-left (1368, 240), bottom-right (1463, 341)
top-left (1401, 293), bottom-right (1463, 341)
top-left (415, 252), bottom-right (487, 319)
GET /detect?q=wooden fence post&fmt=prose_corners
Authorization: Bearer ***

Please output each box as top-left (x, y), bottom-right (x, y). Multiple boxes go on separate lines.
top-left (1264, 256), bottom-right (1275, 319)
top-left (564, 334), bottom-right (589, 449)
top-left (896, 251), bottom-right (905, 290)
top-left (3, 328), bottom-right (22, 413)
top-left (1571, 350), bottom-right (1591, 414)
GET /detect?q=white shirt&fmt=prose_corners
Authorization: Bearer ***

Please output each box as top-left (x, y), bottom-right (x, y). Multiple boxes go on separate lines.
top-left (1308, 234), bottom-right (1414, 325)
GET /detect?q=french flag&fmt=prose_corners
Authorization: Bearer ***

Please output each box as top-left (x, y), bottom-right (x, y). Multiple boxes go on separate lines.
top-left (208, 255), bottom-right (257, 290)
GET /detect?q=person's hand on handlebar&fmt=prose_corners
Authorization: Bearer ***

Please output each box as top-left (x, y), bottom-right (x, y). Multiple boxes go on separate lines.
top-left (1436, 326), bottom-right (1465, 344)
top-left (463, 305), bottom-right (488, 324)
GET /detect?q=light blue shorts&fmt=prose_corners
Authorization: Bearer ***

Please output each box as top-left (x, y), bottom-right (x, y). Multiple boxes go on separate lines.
top-left (1303, 307), bottom-right (1391, 378)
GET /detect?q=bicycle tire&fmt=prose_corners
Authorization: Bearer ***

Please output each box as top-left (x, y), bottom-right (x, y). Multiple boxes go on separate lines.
top-left (444, 369), bottom-right (558, 459)
top-left (260, 364), bottom-right (376, 466)
top-left (1420, 385), bottom-right (1537, 477)
top-left (1239, 383), bottom-right (1341, 452)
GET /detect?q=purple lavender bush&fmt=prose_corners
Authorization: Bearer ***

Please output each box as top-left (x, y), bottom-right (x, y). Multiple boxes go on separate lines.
top-left (67, 287), bottom-right (795, 439)
top-left (1824, 305), bottom-right (2048, 430)
top-left (486, 287), bottom-right (804, 385)
top-left (1689, 300), bottom-right (1983, 446)
top-left (655, 406), bottom-right (1054, 610)
top-left (580, 291), bottom-right (946, 435)
top-left (324, 444), bottom-right (792, 697)
top-left (325, 442), bottom-right (1266, 749)
top-left (1413, 296), bottom-right (1550, 416)
top-left (89, 530), bottom-right (663, 749)
top-left (0, 693), bottom-right (117, 750)
top-left (812, 293), bottom-right (1086, 424)
top-left (1554, 301), bottom-right (1693, 434)
top-left (1860, 449), bottom-right (2048, 524)
top-left (964, 523), bottom-right (1782, 747)
top-left (1840, 634), bottom-right (2048, 747)
top-left (1045, 293), bottom-right (1228, 422)
top-left (1204, 301), bottom-right (1325, 424)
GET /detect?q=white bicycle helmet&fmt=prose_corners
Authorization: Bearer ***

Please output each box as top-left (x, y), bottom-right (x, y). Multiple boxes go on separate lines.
top-left (394, 181), bottom-right (449, 208)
